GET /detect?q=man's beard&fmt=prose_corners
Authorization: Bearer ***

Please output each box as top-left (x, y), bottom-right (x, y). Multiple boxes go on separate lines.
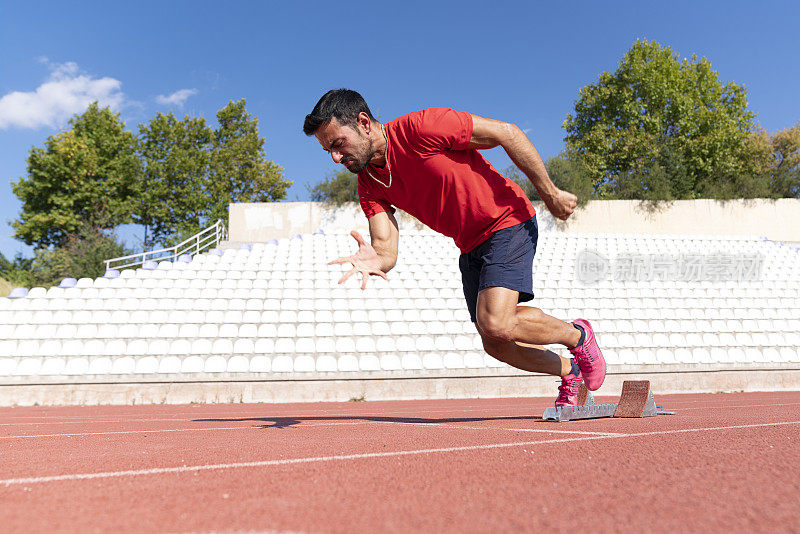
top-left (344, 136), bottom-right (374, 174)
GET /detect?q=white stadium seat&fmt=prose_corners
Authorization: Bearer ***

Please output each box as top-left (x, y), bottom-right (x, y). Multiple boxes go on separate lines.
top-left (337, 355), bottom-right (359, 372)
top-left (135, 356), bottom-right (159, 374)
top-left (204, 356), bottom-right (228, 373)
top-left (380, 354), bottom-right (402, 370)
top-left (41, 357), bottom-right (66, 375)
top-left (158, 356), bottom-right (182, 374)
top-left (271, 355), bottom-right (293, 372)
top-left (315, 355), bottom-right (338, 372)
top-left (249, 355), bottom-right (271, 372)
top-left (182, 356), bottom-right (205, 373)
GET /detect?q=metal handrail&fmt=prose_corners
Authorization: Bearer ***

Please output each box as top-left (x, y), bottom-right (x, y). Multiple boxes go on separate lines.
top-left (104, 220), bottom-right (228, 271)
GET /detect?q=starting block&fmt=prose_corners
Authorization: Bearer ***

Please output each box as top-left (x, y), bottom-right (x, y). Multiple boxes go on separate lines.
top-left (542, 380), bottom-right (674, 422)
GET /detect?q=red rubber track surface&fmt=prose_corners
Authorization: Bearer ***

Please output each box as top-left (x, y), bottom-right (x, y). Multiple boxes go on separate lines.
top-left (1, 391), bottom-right (799, 533)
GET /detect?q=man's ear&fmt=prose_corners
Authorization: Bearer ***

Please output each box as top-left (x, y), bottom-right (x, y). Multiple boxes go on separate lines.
top-left (358, 111), bottom-right (372, 134)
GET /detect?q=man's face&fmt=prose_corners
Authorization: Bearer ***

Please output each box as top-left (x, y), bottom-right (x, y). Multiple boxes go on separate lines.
top-left (314, 115), bottom-right (374, 174)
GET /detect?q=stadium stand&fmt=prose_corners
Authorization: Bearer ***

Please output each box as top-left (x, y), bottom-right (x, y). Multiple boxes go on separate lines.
top-left (1, 218), bottom-right (799, 405)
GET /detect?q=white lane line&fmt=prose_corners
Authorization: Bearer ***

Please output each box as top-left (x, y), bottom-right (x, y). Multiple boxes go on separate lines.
top-left (679, 402), bottom-right (800, 410)
top-left (0, 420), bottom-right (615, 439)
top-left (384, 422), bottom-right (623, 436)
top-left (623, 420), bottom-right (800, 437)
top-left (0, 421), bottom-right (448, 438)
top-left (0, 436), bottom-right (625, 486)
top-left (2, 420), bottom-right (798, 486)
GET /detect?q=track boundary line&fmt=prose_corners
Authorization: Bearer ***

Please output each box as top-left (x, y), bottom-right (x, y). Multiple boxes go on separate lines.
top-left (677, 402), bottom-right (800, 410)
top-left (0, 420), bottom-right (618, 439)
top-left (3, 420), bottom-right (799, 487)
top-left (388, 422), bottom-right (623, 436)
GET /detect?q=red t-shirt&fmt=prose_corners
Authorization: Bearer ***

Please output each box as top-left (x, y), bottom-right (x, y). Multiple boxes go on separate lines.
top-left (358, 108), bottom-right (536, 254)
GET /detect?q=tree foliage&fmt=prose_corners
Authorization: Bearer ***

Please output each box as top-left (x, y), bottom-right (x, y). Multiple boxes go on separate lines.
top-left (33, 227), bottom-right (130, 286)
top-left (137, 99), bottom-right (290, 246)
top-left (563, 39), bottom-right (760, 200)
top-left (8, 99), bottom-right (290, 286)
top-left (11, 103), bottom-right (140, 248)
top-left (308, 169), bottom-right (359, 205)
top-left (503, 149), bottom-right (594, 207)
top-left (748, 122), bottom-right (800, 199)
top-left (0, 252), bottom-right (36, 288)
top-left (0, 227), bottom-right (128, 288)
top-left (208, 100), bottom-right (290, 220)
top-left (137, 112), bottom-right (212, 247)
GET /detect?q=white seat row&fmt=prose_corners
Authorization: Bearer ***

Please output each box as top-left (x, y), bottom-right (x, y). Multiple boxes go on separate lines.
top-left (11, 286), bottom-right (800, 307)
top-left (0, 351), bottom-right (499, 376)
top-left (6, 319), bottom-right (798, 345)
top-left (601, 331), bottom-right (800, 349)
top-left (8, 280), bottom-right (462, 299)
top-left (0, 334), bottom-right (485, 357)
top-left (1, 321), bottom-right (479, 340)
top-left (604, 347), bottom-right (798, 365)
top-left (1, 345), bottom-right (798, 377)
top-left (2, 335), bottom-right (799, 364)
top-left (1, 307), bottom-right (474, 326)
top-left (1, 298), bottom-right (469, 316)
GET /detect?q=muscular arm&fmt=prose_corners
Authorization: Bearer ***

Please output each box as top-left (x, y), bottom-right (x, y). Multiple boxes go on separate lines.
top-left (467, 114), bottom-right (577, 220)
top-left (368, 210), bottom-right (399, 273)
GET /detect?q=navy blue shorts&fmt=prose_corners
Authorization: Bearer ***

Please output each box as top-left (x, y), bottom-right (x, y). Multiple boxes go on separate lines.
top-left (458, 217), bottom-right (538, 323)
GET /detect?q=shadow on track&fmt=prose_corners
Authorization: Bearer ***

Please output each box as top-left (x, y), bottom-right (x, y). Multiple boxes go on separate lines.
top-left (194, 415), bottom-right (543, 429)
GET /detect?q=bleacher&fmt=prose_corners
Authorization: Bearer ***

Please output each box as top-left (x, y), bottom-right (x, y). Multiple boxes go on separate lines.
top-left (1, 224), bottom-right (799, 405)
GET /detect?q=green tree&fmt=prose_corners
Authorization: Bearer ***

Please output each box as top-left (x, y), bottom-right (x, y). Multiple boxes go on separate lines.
top-left (1, 227), bottom-right (128, 289)
top-left (137, 112), bottom-right (213, 247)
top-left (207, 100), bottom-right (290, 222)
top-left (11, 103), bottom-right (140, 248)
top-left (0, 252), bottom-right (37, 288)
top-left (33, 226), bottom-right (130, 286)
top-left (764, 122), bottom-right (800, 198)
top-left (308, 169), bottom-right (359, 205)
top-left (563, 39), bottom-right (759, 200)
top-left (137, 100), bottom-right (291, 246)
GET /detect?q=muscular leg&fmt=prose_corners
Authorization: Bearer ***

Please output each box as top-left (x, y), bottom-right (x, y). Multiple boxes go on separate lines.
top-left (475, 286), bottom-right (582, 377)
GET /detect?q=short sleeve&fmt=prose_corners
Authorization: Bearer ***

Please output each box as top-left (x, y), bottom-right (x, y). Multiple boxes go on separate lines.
top-left (357, 173), bottom-right (395, 219)
top-left (413, 108), bottom-right (473, 152)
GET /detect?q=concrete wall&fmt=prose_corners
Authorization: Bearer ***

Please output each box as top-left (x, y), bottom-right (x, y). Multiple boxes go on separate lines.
top-left (229, 199), bottom-right (800, 242)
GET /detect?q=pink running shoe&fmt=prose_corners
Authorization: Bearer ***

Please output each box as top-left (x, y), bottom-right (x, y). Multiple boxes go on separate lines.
top-left (569, 318), bottom-right (606, 391)
top-left (555, 371), bottom-right (583, 407)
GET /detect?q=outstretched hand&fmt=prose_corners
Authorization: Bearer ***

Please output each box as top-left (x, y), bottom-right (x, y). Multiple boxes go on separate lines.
top-left (545, 188), bottom-right (578, 221)
top-left (328, 230), bottom-right (389, 290)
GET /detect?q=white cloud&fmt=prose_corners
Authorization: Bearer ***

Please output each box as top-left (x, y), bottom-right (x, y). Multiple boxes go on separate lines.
top-left (155, 88), bottom-right (198, 106)
top-left (0, 61), bottom-right (125, 130)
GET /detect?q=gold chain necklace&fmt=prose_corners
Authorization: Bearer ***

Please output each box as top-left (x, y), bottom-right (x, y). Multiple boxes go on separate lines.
top-left (366, 124), bottom-right (392, 189)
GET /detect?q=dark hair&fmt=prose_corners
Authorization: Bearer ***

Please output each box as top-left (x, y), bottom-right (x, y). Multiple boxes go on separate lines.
top-left (303, 88), bottom-right (375, 136)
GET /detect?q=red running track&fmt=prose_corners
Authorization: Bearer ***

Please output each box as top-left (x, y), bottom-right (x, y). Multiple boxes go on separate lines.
top-left (1, 391), bottom-right (799, 533)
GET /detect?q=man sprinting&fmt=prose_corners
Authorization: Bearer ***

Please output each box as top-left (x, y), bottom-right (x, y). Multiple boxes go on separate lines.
top-left (303, 88), bottom-right (605, 406)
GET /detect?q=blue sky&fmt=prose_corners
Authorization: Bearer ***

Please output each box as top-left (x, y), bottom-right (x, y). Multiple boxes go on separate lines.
top-left (1, 0), bottom-right (798, 258)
